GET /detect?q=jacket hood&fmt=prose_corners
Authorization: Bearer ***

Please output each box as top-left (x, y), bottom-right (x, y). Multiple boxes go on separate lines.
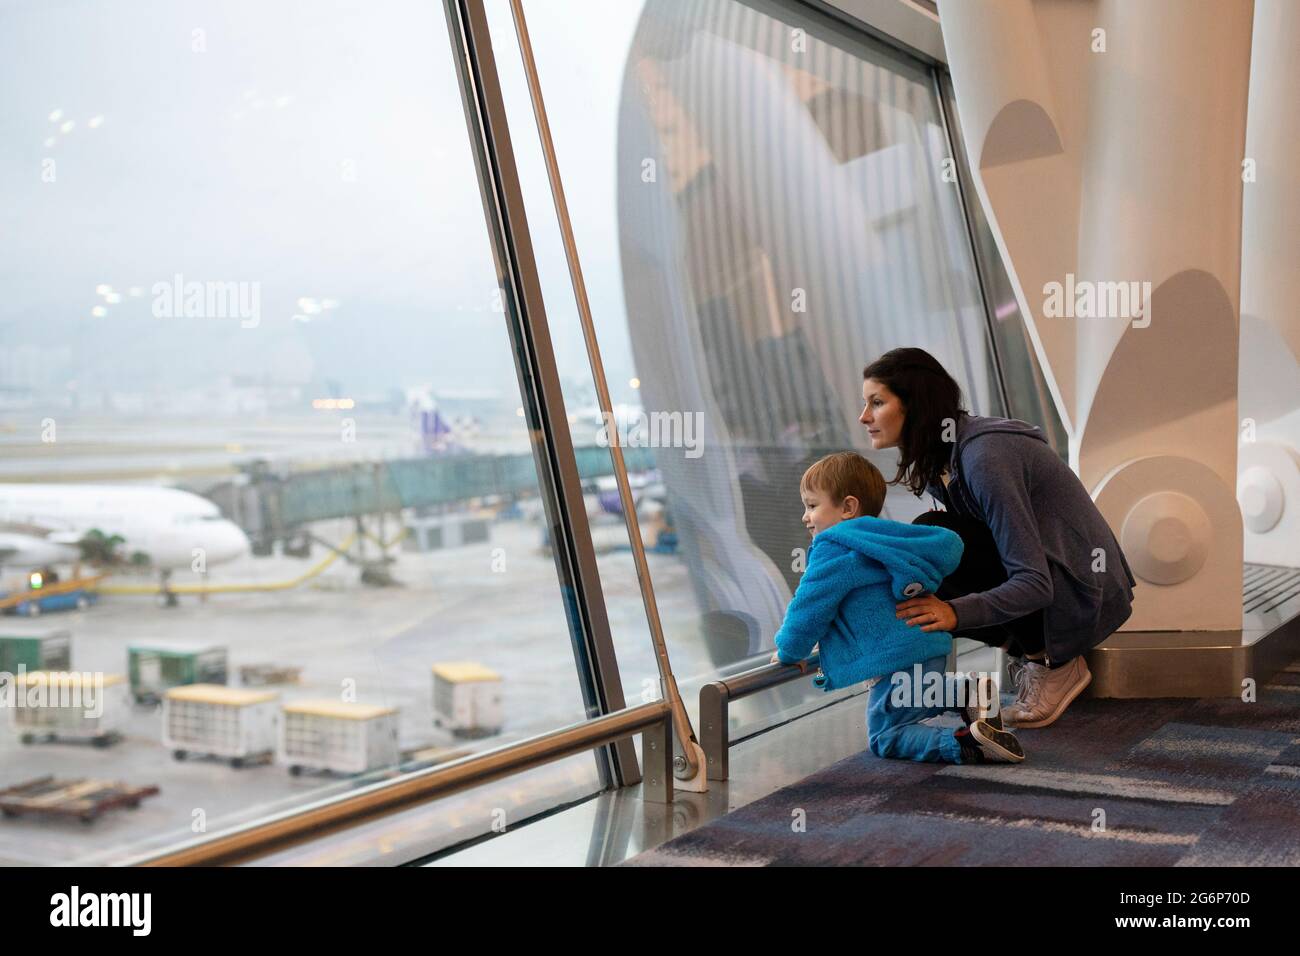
top-left (814, 516), bottom-right (963, 602)
top-left (955, 412), bottom-right (1048, 452)
top-left (932, 413), bottom-right (1050, 513)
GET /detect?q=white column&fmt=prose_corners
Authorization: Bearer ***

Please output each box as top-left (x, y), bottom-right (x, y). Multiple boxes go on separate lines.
top-left (940, 0), bottom-right (1255, 630)
top-left (1238, 0), bottom-right (1300, 568)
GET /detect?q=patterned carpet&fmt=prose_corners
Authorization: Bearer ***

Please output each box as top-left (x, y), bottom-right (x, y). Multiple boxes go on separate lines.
top-left (625, 664), bottom-right (1300, 866)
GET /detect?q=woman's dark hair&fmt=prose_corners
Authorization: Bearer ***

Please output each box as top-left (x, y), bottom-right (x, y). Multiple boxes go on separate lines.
top-left (863, 348), bottom-right (966, 497)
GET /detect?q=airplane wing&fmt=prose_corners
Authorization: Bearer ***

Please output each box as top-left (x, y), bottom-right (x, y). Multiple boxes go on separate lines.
top-left (0, 528), bottom-right (82, 568)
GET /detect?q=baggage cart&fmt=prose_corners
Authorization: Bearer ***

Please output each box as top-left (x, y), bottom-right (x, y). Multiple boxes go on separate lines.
top-left (280, 700), bottom-right (400, 776)
top-left (164, 684), bottom-right (280, 767)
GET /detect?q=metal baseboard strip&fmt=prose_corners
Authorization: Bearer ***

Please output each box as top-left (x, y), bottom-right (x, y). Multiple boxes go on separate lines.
top-left (1246, 609), bottom-right (1300, 690)
top-left (1089, 638), bottom-right (1253, 698)
top-left (1089, 563), bottom-right (1300, 699)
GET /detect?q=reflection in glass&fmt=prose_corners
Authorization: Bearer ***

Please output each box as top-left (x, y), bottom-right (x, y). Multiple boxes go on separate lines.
top-left (498, 0), bottom-right (1019, 736)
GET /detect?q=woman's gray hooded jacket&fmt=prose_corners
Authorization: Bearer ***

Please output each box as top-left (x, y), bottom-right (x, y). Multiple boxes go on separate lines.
top-left (924, 413), bottom-right (1136, 663)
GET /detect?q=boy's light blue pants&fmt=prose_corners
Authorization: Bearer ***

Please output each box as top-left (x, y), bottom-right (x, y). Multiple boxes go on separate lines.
top-left (866, 654), bottom-right (963, 763)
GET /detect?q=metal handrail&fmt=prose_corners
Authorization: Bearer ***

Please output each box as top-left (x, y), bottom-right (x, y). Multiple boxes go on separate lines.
top-left (699, 655), bottom-right (821, 782)
top-left (131, 701), bottom-right (673, 867)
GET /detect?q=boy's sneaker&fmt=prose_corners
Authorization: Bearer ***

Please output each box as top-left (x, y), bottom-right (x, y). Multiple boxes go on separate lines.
top-left (955, 721), bottom-right (1025, 764)
top-left (959, 675), bottom-right (1004, 731)
top-left (955, 727), bottom-right (984, 763)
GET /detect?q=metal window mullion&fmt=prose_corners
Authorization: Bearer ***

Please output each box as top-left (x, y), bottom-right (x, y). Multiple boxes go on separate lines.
top-left (443, 0), bottom-right (640, 787)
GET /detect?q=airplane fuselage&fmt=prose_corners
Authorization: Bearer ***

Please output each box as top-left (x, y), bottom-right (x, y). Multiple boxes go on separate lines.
top-left (0, 484), bottom-right (250, 571)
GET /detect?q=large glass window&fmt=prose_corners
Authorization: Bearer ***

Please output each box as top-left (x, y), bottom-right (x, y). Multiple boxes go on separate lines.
top-left (0, 0), bottom-right (604, 865)
top-left (486, 0), bottom-right (1011, 733)
top-left (0, 0), bottom-right (1071, 866)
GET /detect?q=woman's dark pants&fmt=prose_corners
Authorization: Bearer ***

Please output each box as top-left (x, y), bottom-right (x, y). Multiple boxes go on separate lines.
top-left (911, 510), bottom-right (1046, 658)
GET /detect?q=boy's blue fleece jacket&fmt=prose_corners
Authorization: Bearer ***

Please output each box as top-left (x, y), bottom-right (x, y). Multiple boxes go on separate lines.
top-left (774, 515), bottom-right (963, 689)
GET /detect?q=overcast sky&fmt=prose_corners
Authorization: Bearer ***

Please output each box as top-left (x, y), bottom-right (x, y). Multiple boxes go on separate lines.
top-left (0, 0), bottom-right (643, 406)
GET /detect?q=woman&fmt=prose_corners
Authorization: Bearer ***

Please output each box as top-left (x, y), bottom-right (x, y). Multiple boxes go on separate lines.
top-left (860, 348), bottom-right (1136, 727)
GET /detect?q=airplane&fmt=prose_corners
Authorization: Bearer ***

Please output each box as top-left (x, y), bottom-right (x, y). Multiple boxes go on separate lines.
top-left (0, 484), bottom-right (250, 605)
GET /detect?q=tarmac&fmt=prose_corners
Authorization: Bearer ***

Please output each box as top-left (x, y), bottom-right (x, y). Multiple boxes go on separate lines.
top-left (0, 514), bottom-right (720, 865)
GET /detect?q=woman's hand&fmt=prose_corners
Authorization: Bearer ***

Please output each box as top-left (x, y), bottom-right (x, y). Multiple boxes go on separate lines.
top-left (895, 595), bottom-right (957, 632)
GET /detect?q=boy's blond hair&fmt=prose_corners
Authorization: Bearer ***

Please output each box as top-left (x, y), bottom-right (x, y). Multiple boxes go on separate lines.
top-left (800, 452), bottom-right (886, 518)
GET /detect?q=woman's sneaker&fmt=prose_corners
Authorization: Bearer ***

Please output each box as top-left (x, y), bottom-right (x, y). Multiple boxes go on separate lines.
top-left (1003, 656), bottom-right (1091, 728)
top-left (955, 721), bottom-right (1025, 763)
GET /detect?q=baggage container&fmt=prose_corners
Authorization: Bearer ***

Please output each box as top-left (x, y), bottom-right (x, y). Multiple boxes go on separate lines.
top-left (432, 662), bottom-right (503, 738)
top-left (0, 627), bottom-right (72, 673)
top-left (128, 641), bottom-right (227, 703)
top-left (10, 671), bottom-right (127, 746)
top-left (163, 684), bottom-right (280, 767)
top-left (280, 700), bottom-right (400, 775)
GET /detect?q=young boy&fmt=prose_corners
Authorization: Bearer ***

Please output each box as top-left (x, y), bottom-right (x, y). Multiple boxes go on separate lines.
top-left (772, 452), bottom-right (1024, 764)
